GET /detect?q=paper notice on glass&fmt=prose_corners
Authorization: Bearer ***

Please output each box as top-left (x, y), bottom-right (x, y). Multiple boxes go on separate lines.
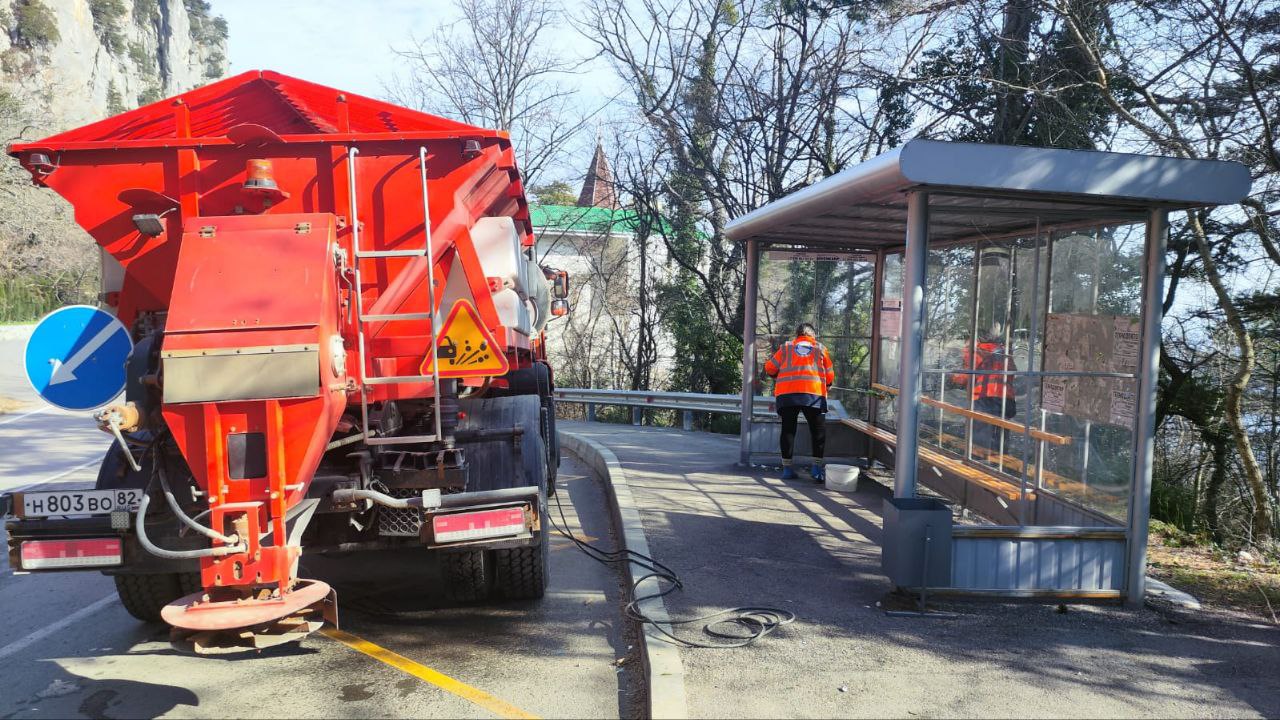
top-left (1042, 379), bottom-right (1067, 414)
top-left (1112, 317), bottom-right (1141, 373)
top-left (1109, 389), bottom-right (1136, 427)
top-left (879, 299), bottom-right (902, 339)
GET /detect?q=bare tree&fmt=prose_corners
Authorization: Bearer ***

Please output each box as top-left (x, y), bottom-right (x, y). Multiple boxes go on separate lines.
top-left (581, 0), bottom-right (886, 396)
top-left (849, 0), bottom-right (1277, 544)
top-left (1044, 0), bottom-right (1277, 543)
top-left (0, 91), bottom-right (97, 321)
top-left (538, 202), bottom-right (666, 391)
top-left (384, 0), bottom-right (588, 188)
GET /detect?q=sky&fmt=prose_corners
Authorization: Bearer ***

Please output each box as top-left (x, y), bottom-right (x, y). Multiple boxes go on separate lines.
top-left (215, 0), bottom-right (618, 182)
top-left (218, 0), bottom-right (448, 98)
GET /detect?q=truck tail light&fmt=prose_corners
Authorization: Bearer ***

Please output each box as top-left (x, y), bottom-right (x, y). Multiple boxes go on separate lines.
top-left (432, 506), bottom-right (528, 544)
top-left (20, 538), bottom-right (122, 569)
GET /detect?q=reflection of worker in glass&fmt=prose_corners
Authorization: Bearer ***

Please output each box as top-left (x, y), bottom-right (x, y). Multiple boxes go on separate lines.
top-left (764, 323), bottom-right (835, 482)
top-left (951, 324), bottom-right (1017, 455)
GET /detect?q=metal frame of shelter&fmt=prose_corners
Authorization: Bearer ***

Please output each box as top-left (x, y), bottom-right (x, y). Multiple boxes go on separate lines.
top-left (725, 140), bottom-right (1251, 606)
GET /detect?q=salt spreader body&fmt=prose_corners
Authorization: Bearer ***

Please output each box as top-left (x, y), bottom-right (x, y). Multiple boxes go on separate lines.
top-left (3, 71), bottom-right (570, 651)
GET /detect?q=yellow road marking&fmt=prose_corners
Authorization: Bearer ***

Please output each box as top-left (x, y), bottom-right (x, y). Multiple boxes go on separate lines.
top-left (551, 533), bottom-right (596, 550)
top-left (322, 628), bottom-right (539, 719)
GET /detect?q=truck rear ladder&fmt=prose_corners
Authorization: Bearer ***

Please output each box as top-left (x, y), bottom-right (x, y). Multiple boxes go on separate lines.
top-left (347, 146), bottom-right (445, 446)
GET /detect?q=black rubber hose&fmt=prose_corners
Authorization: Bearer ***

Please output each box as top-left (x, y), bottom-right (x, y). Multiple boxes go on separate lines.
top-left (547, 487), bottom-right (795, 649)
top-left (156, 454), bottom-right (238, 545)
top-left (134, 490), bottom-right (245, 560)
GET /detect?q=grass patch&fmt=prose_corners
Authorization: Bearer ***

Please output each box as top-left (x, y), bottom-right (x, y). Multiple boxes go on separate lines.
top-left (1148, 520), bottom-right (1280, 623)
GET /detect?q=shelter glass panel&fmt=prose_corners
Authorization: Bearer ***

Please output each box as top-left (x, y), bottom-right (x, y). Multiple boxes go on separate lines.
top-left (1037, 223), bottom-right (1146, 522)
top-left (875, 252), bottom-right (904, 430)
top-left (910, 208), bottom-right (1144, 527)
top-left (756, 250), bottom-right (876, 419)
top-left (921, 232), bottom-right (1049, 523)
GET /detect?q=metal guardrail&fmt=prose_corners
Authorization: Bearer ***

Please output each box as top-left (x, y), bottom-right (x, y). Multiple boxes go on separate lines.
top-left (554, 388), bottom-right (849, 422)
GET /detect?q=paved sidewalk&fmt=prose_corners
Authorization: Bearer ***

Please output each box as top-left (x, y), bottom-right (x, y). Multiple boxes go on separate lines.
top-left (561, 421), bottom-right (1280, 719)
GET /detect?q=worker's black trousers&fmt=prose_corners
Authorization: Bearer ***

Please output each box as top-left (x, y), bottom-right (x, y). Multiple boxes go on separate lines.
top-left (778, 406), bottom-right (826, 460)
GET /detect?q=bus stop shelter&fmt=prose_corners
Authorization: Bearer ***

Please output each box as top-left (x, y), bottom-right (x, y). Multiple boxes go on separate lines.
top-left (725, 140), bottom-right (1250, 606)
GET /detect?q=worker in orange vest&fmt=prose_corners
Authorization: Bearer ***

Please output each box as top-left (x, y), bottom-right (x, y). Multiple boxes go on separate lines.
top-left (764, 323), bottom-right (835, 482)
top-left (950, 324), bottom-right (1018, 455)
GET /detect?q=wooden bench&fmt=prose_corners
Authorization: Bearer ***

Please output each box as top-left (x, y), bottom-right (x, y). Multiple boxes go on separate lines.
top-left (919, 426), bottom-right (1126, 504)
top-left (842, 417), bottom-right (1033, 502)
top-left (870, 383), bottom-right (1072, 446)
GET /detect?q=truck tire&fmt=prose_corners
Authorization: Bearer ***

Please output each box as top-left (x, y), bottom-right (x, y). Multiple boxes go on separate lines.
top-left (177, 572), bottom-right (202, 596)
top-left (113, 573), bottom-right (185, 622)
top-left (492, 430), bottom-right (549, 600)
top-left (487, 363), bottom-right (559, 492)
top-left (491, 534), bottom-right (548, 600)
top-left (441, 550), bottom-right (491, 603)
top-left (457, 395), bottom-right (544, 491)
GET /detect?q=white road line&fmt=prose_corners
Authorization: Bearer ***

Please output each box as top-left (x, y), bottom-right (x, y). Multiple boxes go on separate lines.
top-left (0, 595), bottom-right (115, 661)
top-left (0, 406), bottom-right (46, 426)
top-left (5, 457), bottom-right (101, 495)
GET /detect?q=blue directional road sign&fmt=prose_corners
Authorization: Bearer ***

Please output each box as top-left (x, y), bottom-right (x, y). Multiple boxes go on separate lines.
top-left (25, 305), bottom-right (133, 411)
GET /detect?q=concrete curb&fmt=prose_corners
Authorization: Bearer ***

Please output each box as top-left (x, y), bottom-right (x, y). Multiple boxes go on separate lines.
top-left (0, 324), bottom-right (35, 341)
top-left (559, 430), bottom-right (690, 720)
top-left (1146, 576), bottom-right (1202, 610)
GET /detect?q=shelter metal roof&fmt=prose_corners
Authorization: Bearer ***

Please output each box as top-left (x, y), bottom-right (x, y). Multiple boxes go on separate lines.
top-left (724, 140), bottom-right (1252, 248)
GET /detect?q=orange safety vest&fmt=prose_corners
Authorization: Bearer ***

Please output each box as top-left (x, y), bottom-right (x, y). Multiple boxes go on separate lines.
top-left (950, 342), bottom-right (1016, 401)
top-left (765, 336), bottom-right (835, 398)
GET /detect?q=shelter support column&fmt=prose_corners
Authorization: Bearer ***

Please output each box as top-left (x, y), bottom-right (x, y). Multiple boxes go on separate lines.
top-left (739, 238), bottom-right (760, 465)
top-left (894, 191), bottom-right (928, 497)
top-left (1126, 209), bottom-right (1168, 608)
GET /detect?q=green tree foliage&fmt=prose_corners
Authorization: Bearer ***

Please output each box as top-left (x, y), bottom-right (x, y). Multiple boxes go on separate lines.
top-left (204, 49), bottom-right (225, 78)
top-left (106, 79), bottom-right (126, 114)
top-left (0, 91), bottom-right (98, 322)
top-left (184, 0), bottom-right (228, 46)
top-left (89, 0), bottom-right (128, 55)
top-left (137, 84), bottom-right (164, 106)
top-left (128, 42), bottom-right (154, 76)
top-left (530, 181), bottom-right (577, 206)
top-left (132, 0), bottom-right (159, 26)
top-left (11, 0), bottom-right (60, 50)
top-left (884, 0), bottom-right (1115, 148)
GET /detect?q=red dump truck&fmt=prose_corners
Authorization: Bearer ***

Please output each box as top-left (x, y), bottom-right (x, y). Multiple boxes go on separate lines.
top-left (3, 71), bottom-right (568, 651)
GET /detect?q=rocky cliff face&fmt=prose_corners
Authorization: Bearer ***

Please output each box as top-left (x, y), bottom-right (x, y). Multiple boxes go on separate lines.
top-left (0, 0), bottom-right (227, 321)
top-left (1, 0), bottom-right (227, 131)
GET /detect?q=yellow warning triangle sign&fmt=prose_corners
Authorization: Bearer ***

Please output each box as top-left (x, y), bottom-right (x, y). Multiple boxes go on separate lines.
top-left (420, 300), bottom-right (510, 378)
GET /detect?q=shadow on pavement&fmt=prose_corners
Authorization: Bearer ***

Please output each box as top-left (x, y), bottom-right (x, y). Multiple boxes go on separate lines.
top-left (7, 662), bottom-right (199, 719)
top-left (564, 421), bottom-right (1280, 718)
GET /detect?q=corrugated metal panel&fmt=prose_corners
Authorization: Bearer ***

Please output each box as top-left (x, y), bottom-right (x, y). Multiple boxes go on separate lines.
top-left (26, 71), bottom-right (490, 145)
top-left (1032, 490), bottom-right (1123, 528)
top-left (949, 535), bottom-right (1125, 593)
top-left (747, 420), bottom-right (866, 463)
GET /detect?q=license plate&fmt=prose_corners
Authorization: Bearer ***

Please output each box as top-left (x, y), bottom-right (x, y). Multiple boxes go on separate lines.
top-left (16, 489), bottom-right (143, 518)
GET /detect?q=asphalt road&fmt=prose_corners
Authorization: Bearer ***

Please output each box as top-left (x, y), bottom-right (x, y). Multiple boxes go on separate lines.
top-left (0, 329), bottom-right (640, 720)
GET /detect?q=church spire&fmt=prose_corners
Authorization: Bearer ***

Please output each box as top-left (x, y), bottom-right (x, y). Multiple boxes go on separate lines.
top-left (576, 141), bottom-right (620, 210)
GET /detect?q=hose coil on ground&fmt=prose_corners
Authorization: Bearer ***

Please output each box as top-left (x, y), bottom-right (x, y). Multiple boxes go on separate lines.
top-left (548, 491), bottom-right (795, 649)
